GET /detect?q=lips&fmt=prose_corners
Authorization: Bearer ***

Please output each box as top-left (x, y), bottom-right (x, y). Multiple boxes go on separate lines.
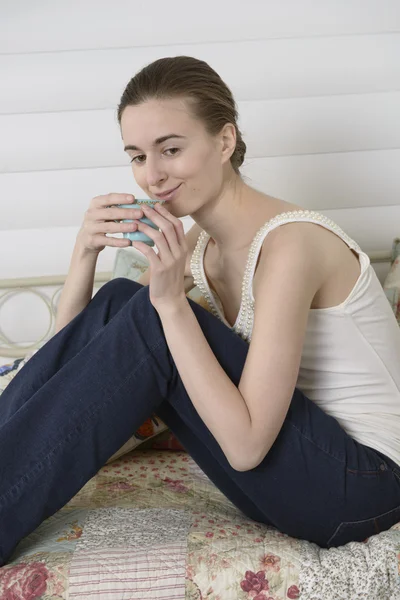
top-left (154, 184), bottom-right (181, 199)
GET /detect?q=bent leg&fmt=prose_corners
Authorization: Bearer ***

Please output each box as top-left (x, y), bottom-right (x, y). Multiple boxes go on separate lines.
top-left (0, 278), bottom-right (151, 563)
top-left (155, 400), bottom-right (272, 525)
top-left (159, 299), bottom-right (400, 549)
top-left (1, 279), bottom-right (399, 564)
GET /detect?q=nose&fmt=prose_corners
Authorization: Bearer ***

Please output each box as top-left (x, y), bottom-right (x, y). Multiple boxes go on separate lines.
top-left (144, 155), bottom-right (167, 188)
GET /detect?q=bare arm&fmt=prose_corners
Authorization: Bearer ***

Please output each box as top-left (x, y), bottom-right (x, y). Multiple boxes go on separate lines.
top-left (55, 220), bottom-right (202, 334)
top-left (54, 242), bottom-right (99, 334)
top-left (54, 191), bottom-right (144, 334)
top-left (137, 265), bottom-right (196, 294)
top-left (156, 226), bottom-right (326, 472)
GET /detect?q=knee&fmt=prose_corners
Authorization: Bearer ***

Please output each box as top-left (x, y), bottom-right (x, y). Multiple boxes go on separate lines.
top-left (92, 277), bottom-right (144, 305)
top-left (128, 282), bottom-right (153, 308)
top-left (100, 277), bottom-right (143, 295)
top-left (127, 284), bottom-right (164, 328)
top-left (102, 277), bottom-right (154, 310)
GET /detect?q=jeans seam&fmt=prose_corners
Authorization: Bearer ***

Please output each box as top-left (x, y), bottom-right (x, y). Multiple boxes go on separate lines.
top-left (326, 522), bottom-right (344, 546)
top-left (326, 504), bottom-right (400, 546)
top-left (285, 418), bottom-right (346, 466)
top-left (347, 468), bottom-right (387, 475)
top-left (0, 336), bottom-right (166, 508)
top-left (393, 470), bottom-right (400, 483)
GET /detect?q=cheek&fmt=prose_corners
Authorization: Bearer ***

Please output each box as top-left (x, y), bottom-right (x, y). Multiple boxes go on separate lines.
top-left (132, 169), bottom-right (147, 190)
top-left (179, 149), bottom-right (204, 175)
top-left (184, 145), bottom-right (218, 178)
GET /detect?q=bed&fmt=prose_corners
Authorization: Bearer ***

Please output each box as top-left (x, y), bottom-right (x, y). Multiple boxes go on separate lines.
top-left (1, 245), bottom-right (400, 600)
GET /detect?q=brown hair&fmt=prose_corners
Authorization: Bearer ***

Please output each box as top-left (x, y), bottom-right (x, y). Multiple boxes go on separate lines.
top-left (117, 56), bottom-right (247, 175)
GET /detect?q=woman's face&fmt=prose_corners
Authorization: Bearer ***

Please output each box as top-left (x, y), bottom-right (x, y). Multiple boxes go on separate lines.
top-left (120, 97), bottom-right (232, 218)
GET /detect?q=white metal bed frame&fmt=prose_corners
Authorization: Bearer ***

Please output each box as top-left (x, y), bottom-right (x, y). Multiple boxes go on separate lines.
top-left (0, 251), bottom-right (392, 360)
top-left (0, 272), bottom-right (112, 359)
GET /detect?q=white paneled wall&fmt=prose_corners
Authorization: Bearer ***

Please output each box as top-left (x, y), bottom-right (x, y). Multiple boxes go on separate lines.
top-left (1, 0), bottom-right (400, 356)
top-left (2, 0), bottom-right (400, 53)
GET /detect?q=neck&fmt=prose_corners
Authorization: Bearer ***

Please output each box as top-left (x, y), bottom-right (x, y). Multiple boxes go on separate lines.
top-left (190, 175), bottom-right (274, 256)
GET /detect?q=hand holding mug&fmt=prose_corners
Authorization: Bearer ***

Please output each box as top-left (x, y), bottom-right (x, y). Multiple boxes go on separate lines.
top-left (76, 193), bottom-right (145, 254)
top-left (113, 198), bottom-right (167, 247)
top-left (126, 202), bottom-right (188, 312)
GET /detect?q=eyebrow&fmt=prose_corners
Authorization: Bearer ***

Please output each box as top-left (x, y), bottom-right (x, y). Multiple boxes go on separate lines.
top-left (124, 134), bottom-right (186, 152)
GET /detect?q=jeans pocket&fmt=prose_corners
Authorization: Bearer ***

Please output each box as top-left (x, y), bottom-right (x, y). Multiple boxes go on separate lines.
top-left (326, 504), bottom-right (400, 548)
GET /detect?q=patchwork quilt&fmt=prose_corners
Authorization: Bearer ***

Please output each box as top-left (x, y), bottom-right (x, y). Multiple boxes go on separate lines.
top-left (1, 360), bottom-right (400, 599)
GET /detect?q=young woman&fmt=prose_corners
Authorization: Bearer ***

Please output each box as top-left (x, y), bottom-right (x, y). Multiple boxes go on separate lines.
top-left (1, 56), bottom-right (399, 566)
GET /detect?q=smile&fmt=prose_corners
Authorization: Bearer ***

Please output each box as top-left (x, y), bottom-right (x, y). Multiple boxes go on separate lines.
top-left (154, 184), bottom-right (182, 201)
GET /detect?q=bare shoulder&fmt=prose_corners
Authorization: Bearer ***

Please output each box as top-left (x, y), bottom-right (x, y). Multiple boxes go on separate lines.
top-left (253, 215), bottom-right (361, 311)
top-left (259, 209), bottom-right (350, 267)
top-left (259, 218), bottom-right (326, 255)
top-left (253, 220), bottom-right (330, 299)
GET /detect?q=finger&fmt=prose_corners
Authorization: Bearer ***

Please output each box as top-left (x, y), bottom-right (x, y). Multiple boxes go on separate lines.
top-left (130, 241), bottom-right (159, 268)
top-left (135, 220), bottom-right (172, 257)
top-left (106, 221), bottom-right (139, 234)
top-left (97, 234), bottom-right (132, 247)
top-left (102, 206), bottom-right (144, 223)
top-left (96, 193), bottom-right (135, 209)
top-left (86, 220), bottom-right (138, 235)
top-left (141, 206), bottom-right (181, 256)
top-left (92, 194), bottom-right (140, 222)
top-left (153, 202), bottom-right (186, 246)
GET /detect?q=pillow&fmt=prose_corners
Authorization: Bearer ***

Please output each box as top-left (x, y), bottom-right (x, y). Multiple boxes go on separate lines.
top-left (0, 358), bottom-right (27, 392)
top-left (383, 237), bottom-right (400, 326)
top-left (111, 246), bottom-right (149, 280)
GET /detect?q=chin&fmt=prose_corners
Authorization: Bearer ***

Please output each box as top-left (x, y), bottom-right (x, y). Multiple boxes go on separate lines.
top-left (168, 205), bottom-right (189, 219)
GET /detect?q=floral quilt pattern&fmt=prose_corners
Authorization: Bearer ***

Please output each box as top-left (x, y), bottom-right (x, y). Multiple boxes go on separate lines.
top-left (1, 356), bottom-right (400, 599)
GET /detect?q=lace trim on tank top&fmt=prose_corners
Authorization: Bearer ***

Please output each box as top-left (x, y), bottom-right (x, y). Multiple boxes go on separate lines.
top-left (190, 209), bottom-right (367, 343)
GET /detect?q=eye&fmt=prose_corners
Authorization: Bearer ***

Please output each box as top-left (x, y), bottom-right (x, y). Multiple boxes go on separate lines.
top-left (164, 147), bottom-right (180, 157)
top-left (129, 148), bottom-right (181, 165)
top-left (130, 154), bottom-right (145, 164)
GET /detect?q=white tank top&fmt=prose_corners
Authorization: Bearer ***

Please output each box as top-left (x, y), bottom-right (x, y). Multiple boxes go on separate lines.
top-left (190, 209), bottom-right (400, 467)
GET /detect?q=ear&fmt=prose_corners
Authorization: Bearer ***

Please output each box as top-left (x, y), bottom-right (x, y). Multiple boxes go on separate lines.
top-left (218, 123), bottom-right (236, 165)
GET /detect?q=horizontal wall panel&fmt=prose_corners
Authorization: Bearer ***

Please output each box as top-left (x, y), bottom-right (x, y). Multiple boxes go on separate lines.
top-left (308, 205), bottom-right (400, 254)
top-left (2, 92), bottom-right (400, 173)
top-left (2, 0), bottom-right (400, 54)
top-left (2, 34), bottom-right (400, 114)
top-left (242, 149), bottom-right (400, 209)
top-left (241, 93), bottom-right (400, 158)
top-left (1, 149), bottom-right (400, 231)
top-left (1, 205), bottom-right (399, 281)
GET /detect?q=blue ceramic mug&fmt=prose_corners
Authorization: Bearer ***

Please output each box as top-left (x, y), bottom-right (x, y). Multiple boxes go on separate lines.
top-left (114, 199), bottom-right (166, 246)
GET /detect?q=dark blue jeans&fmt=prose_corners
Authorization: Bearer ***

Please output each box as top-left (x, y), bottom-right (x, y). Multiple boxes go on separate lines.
top-left (1, 278), bottom-right (400, 566)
